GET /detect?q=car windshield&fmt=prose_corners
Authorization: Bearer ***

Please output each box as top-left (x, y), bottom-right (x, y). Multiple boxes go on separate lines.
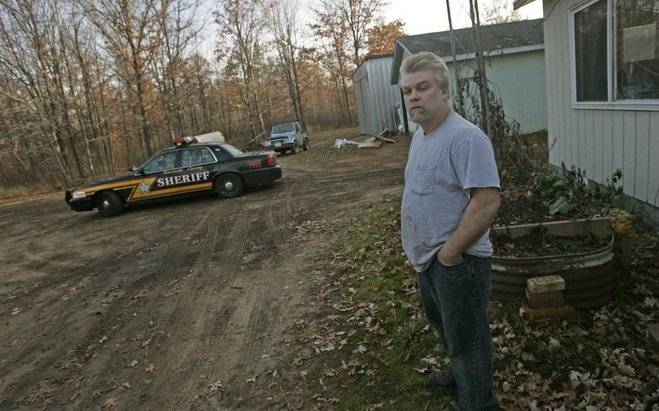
top-left (272, 123), bottom-right (294, 134)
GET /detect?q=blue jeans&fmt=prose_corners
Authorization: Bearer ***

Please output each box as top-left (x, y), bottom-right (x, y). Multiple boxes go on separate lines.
top-left (417, 254), bottom-right (499, 411)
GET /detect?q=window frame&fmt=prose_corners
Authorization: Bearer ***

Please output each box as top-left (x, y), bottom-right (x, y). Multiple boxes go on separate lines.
top-left (144, 151), bottom-right (179, 174)
top-left (179, 147), bottom-right (218, 168)
top-left (569, 0), bottom-right (659, 111)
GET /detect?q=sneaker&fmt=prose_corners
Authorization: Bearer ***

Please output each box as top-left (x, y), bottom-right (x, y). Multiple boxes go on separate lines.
top-left (441, 400), bottom-right (467, 411)
top-left (426, 370), bottom-right (457, 389)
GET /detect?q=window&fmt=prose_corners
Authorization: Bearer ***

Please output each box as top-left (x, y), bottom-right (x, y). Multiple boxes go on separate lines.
top-left (573, 0), bottom-right (608, 101)
top-left (221, 144), bottom-right (244, 158)
top-left (180, 148), bottom-right (216, 167)
top-left (144, 151), bottom-right (178, 174)
top-left (571, 0), bottom-right (659, 104)
top-left (272, 122), bottom-right (295, 133)
top-left (616, 1), bottom-right (659, 100)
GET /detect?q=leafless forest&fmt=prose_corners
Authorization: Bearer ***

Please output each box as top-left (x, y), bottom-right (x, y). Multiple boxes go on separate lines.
top-left (0, 0), bottom-right (404, 195)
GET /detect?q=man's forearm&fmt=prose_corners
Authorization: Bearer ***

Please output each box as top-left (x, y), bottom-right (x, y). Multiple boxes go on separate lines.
top-left (439, 188), bottom-right (500, 263)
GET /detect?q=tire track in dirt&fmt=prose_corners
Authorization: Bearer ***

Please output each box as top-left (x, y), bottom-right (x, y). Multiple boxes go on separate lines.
top-left (1, 228), bottom-right (198, 409)
top-left (311, 167), bottom-right (404, 186)
top-left (53, 212), bottom-right (213, 410)
top-left (0, 209), bottom-right (206, 400)
top-left (69, 211), bottom-right (220, 409)
top-left (134, 207), bottom-right (253, 409)
top-left (216, 168), bottom-right (325, 409)
top-left (264, 169), bottom-right (314, 251)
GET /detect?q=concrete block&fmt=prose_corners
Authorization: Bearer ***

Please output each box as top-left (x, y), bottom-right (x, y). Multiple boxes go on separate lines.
top-left (525, 288), bottom-right (566, 309)
top-left (521, 305), bottom-right (574, 319)
top-left (527, 275), bottom-right (565, 293)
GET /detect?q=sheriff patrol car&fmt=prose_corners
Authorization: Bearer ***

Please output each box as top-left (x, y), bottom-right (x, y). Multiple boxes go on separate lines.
top-left (65, 136), bottom-right (282, 217)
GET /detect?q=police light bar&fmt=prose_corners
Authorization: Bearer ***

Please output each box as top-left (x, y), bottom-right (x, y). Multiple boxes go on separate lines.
top-left (173, 136), bottom-right (197, 146)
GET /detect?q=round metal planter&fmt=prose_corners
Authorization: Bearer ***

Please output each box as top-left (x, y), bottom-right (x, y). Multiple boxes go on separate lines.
top-left (491, 217), bottom-right (615, 309)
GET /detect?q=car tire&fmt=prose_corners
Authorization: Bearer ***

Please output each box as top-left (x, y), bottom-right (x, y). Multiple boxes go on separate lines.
top-left (96, 191), bottom-right (123, 217)
top-left (291, 142), bottom-right (299, 154)
top-left (216, 173), bottom-right (244, 198)
top-left (303, 138), bottom-right (310, 151)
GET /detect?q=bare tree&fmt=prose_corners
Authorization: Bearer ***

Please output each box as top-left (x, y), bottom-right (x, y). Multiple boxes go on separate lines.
top-left (0, 0), bottom-right (77, 186)
top-left (482, 0), bottom-right (523, 24)
top-left (186, 53), bottom-right (214, 132)
top-left (261, 0), bottom-right (306, 128)
top-left (215, 0), bottom-right (267, 139)
top-left (366, 18), bottom-right (405, 55)
top-left (68, 15), bottom-right (116, 175)
top-left (152, 0), bottom-right (203, 139)
top-left (311, 0), bottom-right (354, 124)
top-left (322, 0), bottom-right (384, 66)
top-left (79, 0), bottom-right (163, 156)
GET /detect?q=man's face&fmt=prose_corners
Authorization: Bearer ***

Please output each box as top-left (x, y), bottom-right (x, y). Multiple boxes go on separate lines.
top-left (401, 70), bottom-right (449, 127)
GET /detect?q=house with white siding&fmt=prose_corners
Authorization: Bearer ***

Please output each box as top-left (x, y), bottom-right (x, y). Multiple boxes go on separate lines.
top-left (513, 0), bottom-right (659, 224)
top-left (389, 19), bottom-right (547, 134)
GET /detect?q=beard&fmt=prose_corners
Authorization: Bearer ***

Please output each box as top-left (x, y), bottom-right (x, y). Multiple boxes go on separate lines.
top-left (408, 107), bottom-right (428, 124)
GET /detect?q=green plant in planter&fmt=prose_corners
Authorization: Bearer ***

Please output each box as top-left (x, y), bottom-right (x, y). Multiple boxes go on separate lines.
top-left (532, 163), bottom-right (628, 219)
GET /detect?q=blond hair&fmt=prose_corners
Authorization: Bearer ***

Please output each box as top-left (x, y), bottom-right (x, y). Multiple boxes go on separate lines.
top-left (400, 52), bottom-right (450, 90)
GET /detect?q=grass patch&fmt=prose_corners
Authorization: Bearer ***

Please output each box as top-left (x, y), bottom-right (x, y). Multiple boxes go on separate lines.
top-left (279, 205), bottom-right (659, 410)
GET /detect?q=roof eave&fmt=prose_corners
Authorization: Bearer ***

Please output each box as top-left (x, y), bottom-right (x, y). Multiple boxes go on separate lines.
top-left (390, 41), bottom-right (412, 85)
top-left (513, 0), bottom-right (538, 10)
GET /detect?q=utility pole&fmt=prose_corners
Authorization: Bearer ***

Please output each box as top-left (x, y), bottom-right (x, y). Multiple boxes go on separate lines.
top-left (469, 0), bottom-right (491, 135)
top-left (445, 0), bottom-right (463, 114)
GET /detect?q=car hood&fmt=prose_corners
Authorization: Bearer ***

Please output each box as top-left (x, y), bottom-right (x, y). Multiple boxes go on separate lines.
top-left (268, 132), bottom-right (294, 139)
top-left (76, 173), bottom-right (137, 190)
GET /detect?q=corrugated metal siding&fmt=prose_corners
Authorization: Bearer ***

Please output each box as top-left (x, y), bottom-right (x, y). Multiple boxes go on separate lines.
top-left (544, 0), bottom-right (659, 210)
top-left (352, 56), bottom-right (403, 135)
top-left (367, 57), bottom-right (402, 134)
top-left (353, 63), bottom-right (370, 134)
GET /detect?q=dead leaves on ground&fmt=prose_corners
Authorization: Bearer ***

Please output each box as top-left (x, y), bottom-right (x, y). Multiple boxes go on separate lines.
top-left (282, 207), bottom-right (659, 410)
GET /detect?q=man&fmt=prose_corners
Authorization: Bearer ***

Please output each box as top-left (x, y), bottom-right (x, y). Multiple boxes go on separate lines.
top-left (400, 52), bottom-right (501, 411)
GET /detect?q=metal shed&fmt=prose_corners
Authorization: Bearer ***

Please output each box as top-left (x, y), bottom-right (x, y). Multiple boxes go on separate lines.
top-left (353, 55), bottom-right (405, 135)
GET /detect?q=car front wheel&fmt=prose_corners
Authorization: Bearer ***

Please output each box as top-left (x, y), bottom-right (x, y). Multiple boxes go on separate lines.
top-left (96, 191), bottom-right (123, 217)
top-left (216, 174), bottom-right (244, 198)
top-left (291, 142), bottom-right (299, 154)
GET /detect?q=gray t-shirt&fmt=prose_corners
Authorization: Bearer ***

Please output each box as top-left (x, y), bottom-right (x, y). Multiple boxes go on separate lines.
top-left (401, 113), bottom-right (500, 272)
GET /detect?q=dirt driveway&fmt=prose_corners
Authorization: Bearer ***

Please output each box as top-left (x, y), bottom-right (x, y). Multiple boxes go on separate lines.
top-left (0, 127), bottom-right (410, 410)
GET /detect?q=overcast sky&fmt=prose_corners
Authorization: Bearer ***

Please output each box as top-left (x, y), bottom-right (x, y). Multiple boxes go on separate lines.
top-left (383, 0), bottom-right (543, 35)
top-left (196, 0), bottom-right (544, 59)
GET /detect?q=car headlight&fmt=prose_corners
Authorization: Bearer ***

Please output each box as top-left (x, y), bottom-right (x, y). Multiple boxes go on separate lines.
top-left (71, 190), bottom-right (87, 199)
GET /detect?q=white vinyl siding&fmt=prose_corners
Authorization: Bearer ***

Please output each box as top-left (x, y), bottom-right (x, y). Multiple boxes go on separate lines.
top-left (545, 0), bottom-right (659, 211)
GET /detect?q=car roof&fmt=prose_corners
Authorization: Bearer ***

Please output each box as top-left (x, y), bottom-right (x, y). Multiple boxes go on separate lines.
top-left (158, 142), bottom-right (226, 153)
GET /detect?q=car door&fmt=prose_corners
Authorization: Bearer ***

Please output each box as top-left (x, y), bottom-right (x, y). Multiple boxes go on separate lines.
top-left (127, 149), bottom-right (211, 202)
top-left (175, 147), bottom-right (217, 193)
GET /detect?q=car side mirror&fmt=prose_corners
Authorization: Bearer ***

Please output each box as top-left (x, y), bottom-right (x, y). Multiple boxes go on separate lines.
top-left (129, 166), bottom-right (143, 175)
